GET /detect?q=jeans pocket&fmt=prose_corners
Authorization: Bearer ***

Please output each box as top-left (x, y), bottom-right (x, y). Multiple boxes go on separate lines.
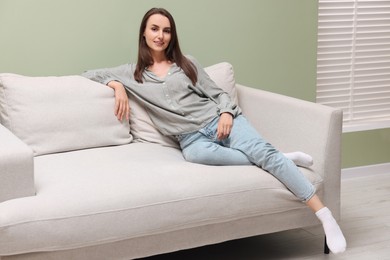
top-left (198, 128), bottom-right (216, 140)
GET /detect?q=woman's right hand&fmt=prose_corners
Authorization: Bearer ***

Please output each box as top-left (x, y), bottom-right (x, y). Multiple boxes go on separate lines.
top-left (107, 81), bottom-right (130, 121)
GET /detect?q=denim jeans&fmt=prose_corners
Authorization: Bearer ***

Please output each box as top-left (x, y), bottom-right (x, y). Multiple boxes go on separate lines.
top-left (176, 115), bottom-right (315, 202)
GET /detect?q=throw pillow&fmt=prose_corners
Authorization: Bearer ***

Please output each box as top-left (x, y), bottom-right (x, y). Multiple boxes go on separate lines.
top-left (0, 74), bottom-right (133, 155)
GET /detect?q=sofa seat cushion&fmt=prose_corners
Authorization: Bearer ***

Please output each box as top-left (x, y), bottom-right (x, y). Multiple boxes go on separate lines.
top-left (0, 143), bottom-right (322, 256)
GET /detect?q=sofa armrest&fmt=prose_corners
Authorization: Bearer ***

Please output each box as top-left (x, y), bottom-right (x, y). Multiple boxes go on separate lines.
top-left (0, 124), bottom-right (35, 203)
top-left (236, 84), bottom-right (343, 218)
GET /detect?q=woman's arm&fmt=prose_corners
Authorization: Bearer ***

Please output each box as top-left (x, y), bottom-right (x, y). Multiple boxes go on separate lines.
top-left (186, 56), bottom-right (238, 140)
top-left (82, 64), bottom-right (133, 86)
top-left (82, 64), bottom-right (133, 121)
top-left (187, 56), bottom-right (240, 118)
top-left (107, 81), bottom-right (130, 121)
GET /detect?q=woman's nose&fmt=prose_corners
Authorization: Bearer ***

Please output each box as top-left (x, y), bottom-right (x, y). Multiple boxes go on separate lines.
top-left (157, 30), bottom-right (163, 39)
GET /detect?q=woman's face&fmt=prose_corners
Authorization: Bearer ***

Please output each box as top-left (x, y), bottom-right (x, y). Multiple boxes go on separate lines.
top-left (144, 14), bottom-right (171, 56)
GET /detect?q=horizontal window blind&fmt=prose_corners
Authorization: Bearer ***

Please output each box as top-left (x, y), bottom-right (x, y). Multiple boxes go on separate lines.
top-left (317, 0), bottom-right (390, 132)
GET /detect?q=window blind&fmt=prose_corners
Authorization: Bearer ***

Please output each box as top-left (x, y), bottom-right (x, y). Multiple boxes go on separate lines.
top-left (316, 0), bottom-right (390, 132)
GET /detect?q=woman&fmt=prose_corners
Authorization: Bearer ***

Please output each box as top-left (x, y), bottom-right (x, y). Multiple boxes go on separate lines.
top-left (82, 7), bottom-right (346, 254)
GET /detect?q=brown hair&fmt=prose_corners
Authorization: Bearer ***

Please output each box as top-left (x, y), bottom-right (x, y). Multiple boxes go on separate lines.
top-left (134, 8), bottom-right (198, 85)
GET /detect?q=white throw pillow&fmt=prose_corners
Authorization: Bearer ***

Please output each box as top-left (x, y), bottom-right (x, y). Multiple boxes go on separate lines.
top-left (0, 74), bottom-right (133, 155)
top-left (204, 62), bottom-right (238, 105)
top-left (130, 62), bottom-right (238, 148)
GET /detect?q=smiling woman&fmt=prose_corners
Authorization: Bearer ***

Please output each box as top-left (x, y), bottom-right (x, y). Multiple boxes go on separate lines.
top-left (82, 7), bottom-right (346, 254)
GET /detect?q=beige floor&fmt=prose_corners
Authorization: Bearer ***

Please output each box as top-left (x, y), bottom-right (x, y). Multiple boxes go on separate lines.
top-left (142, 173), bottom-right (390, 260)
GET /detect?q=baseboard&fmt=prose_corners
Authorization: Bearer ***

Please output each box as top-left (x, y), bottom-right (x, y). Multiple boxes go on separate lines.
top-left (341, 163), bottom-right (390, 179)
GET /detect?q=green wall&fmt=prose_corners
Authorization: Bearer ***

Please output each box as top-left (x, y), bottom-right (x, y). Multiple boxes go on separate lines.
top-left (343, 129), bottom-right (390, 168)
top-left (0, 0), bottom-right (389, 168)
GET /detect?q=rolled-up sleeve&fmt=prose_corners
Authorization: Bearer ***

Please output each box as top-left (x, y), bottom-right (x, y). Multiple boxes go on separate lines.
top-left (82, 64), bottom-right (133, 86)
top-left (189, 56), bottom-right (241, 117)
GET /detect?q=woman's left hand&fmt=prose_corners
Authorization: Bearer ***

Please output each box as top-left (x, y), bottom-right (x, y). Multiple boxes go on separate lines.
top-left (217, 113), bottom-right (233, 140)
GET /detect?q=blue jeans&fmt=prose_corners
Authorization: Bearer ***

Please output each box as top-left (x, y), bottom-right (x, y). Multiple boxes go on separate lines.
top-left (176, 115), bottom-right (315, 202)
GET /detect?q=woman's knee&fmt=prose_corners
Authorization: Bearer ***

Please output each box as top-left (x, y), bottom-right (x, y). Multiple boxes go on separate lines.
top-left (182, 142), bottom-right (215, 164)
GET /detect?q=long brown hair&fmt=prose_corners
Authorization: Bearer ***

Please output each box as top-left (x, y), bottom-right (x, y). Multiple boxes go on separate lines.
top-left (134, 8), bottom-right (198, 85)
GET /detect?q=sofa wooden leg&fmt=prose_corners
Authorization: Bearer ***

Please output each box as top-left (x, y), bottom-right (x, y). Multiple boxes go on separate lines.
top-left (324, 236), bottom-right (330, 254)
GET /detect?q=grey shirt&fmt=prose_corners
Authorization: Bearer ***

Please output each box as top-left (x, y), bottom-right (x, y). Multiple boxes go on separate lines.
top-left (82, 56), bottom-right (241, 136)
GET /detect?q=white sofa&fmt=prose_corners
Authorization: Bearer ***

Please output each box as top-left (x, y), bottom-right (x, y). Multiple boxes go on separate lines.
top-left (0, 63), bottom-right (342, 260)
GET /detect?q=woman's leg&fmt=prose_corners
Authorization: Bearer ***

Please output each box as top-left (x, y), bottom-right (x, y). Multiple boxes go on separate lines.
top-left (179, 116), bottom-right (314, 200)
top-left (223, 115), bottom-right (316, 201)
top-left (183, 142), bottom-right (313, 167)
top-left (307, 195), bottom-right (346, 254)
top-left (178, 117), bottom-right (312, 168)
top-left (225, 115), bottom-right (346, 254)
top-left (179, 115), bottom-right (346, 253)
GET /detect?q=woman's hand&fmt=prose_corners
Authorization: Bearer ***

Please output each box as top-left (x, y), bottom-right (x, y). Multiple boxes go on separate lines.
top-left (217, 113), bottom-right (233, 140)
top-left (107, 81), bottom-right (130, 121)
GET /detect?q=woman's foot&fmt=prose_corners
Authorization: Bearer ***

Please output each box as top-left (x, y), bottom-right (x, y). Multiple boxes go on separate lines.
top-left (284, 151), bottom-right (313, 168)
top-left (316, 207), bottom-right (347, 254)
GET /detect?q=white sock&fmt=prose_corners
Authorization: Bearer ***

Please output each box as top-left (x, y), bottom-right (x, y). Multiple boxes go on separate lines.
top-left (284, 151), bottom-right (313, 168)
top-left (315, 207), bottom-right (346, 254)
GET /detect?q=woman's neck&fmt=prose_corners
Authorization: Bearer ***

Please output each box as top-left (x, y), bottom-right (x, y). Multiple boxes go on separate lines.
top-left (147, 55), bottom-right (172, 79)
top-left (151, 51), bottom-right (169, 64)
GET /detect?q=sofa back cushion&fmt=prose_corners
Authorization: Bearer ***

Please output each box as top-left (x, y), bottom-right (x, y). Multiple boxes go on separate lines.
top-left (130, 62), bottom-right (238, 148)
top-left (0, 74), bottom-right (132, 156)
